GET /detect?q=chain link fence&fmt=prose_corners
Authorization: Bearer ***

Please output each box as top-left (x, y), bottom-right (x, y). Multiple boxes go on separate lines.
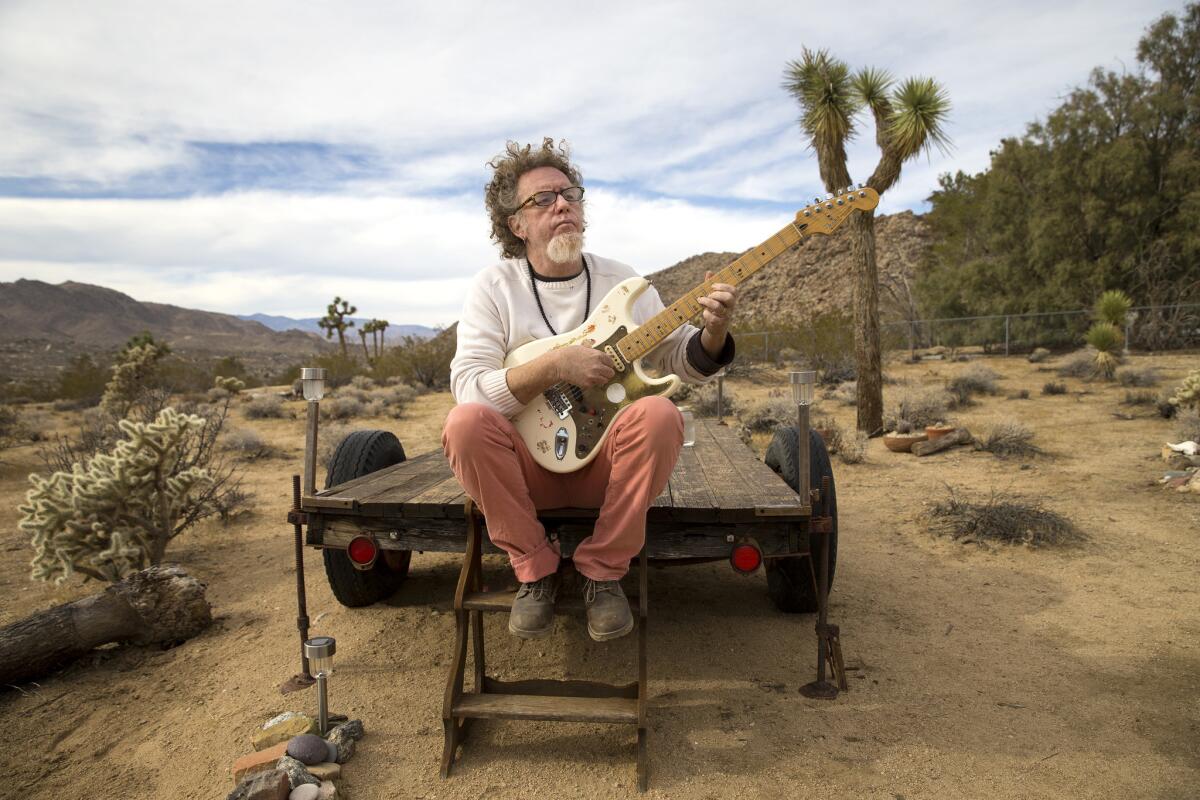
top-left (735, 303), bottom-right (1200, 364)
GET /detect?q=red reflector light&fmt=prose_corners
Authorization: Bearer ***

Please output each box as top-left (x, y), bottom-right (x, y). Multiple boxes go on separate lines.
top-left (347, 536), bottom-right (378, 567)
top-left (730, 543), bottom-right (762, 573)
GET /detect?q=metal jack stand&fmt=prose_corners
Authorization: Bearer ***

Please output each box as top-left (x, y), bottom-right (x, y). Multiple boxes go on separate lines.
top-left (281, 474), bottom-right (316, 694)
top-left (799, 488), bottom-right (847, 699)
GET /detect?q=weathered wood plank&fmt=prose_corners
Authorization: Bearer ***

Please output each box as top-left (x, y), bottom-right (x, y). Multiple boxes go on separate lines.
top-left (453, 693), bottom-right (637, 724)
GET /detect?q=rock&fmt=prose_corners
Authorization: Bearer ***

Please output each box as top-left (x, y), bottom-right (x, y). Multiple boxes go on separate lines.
top-left (263, 711), bottom-right (306, 730)
top-left (317, 781), bottom-right (337, 800)
top-left (306, 762), bottom-right (341, 781)
top-left (254, 715), bottom-right (318, 750)
top-left (227, 769), bottom-right (290, 800)
top-left (288, 785), bottom-right (320, 800)
top-left (1165, 453), bottom-right (1195, 471)
top-left (325, 719), bottom-right (364, 764)
top-left (325, 740), bottom-right (338, 763)
top-left (287, 734), bottom-right (330, 765)
top-left (233, 742), bottom-right (290, 783)
top-left (275, 755), bottom-right (320, 789)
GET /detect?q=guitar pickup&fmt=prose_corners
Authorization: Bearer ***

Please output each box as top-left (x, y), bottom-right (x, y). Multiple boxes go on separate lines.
top-left (544, 388), bottom-right (572, 419)
top-left (605, 345), bottom-right (625, 372)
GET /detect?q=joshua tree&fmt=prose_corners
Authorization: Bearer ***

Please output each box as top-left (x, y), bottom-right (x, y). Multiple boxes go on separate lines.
top-left (318, 296), bottom-right (357, 358)
top-left (374, 319), bottom-right (389, 357)
top-left (358, 327), bottom-right (371, 362)
top-left (784, 50), bottom-right (950, 434)
top-left (360, 318), bottom-right (390, 359)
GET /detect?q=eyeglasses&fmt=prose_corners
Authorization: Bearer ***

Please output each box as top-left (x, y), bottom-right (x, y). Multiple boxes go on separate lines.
top-left (516, 185), bottom-right (585, 211)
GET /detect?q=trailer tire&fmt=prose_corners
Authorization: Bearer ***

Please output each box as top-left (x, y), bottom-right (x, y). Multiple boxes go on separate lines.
top-left (764, 426), bottom-right (838, 613)
top-left (322, 430), bottom-right (411, 607)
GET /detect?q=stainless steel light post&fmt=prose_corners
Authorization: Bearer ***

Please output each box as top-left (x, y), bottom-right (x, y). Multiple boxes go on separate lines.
top-left (303, 636), bottom-right (337, 734)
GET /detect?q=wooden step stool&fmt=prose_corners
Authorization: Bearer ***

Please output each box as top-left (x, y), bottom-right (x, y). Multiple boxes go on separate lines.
top-left (441, 500), bottom-right (650, 791)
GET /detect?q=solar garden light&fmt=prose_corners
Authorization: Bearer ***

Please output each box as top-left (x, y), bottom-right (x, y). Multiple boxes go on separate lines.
top-left (790, 371), bottom-right (815, 505)
top-left (303, 635), bottom-right (336, 734)
top-left (301, 367), bottom-right (327, 497)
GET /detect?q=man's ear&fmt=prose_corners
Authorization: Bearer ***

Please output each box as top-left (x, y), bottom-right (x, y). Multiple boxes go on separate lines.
top-left (508, 213), bottom-right (524, 241)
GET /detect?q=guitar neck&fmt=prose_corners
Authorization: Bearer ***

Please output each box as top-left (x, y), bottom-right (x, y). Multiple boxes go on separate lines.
top-left (617, 220), bottom-right (806, 362)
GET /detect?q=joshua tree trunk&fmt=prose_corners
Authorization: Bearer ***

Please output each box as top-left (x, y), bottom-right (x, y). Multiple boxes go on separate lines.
top-left (852, 211), bottom-right (884, 435)
top-left (359, 330), bottom-right (370, 362)
top-left (0, 566), bottom-right (211, 686)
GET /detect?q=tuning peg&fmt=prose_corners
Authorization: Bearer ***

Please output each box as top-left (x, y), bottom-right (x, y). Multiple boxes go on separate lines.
top-left (857, 182), bottom-right (864, 189)
top-left (813, 197), bottom-right (821, 204)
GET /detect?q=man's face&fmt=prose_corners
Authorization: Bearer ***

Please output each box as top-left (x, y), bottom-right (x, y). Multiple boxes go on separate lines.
top-left (508, 166), bottom-right (584, 262)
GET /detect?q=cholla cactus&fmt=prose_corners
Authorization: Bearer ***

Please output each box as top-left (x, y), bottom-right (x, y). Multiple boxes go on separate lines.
top-left (19, 408), bottom-right (212, 584)
top-left (1170, 369), bottom-right (1200, 412)
top-left (100, 341), bottom-right (170, 419)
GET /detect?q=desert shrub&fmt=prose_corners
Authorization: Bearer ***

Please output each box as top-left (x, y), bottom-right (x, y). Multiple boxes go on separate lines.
top-left (674, 380), bottom-right (738, 417)
top-left (1042, 381), bottom-right (1068, 395)
top-left (350, 375), bottom-right (377, 391)
top-left (838, 431), bottom-right (867, 464)
top-left (890, 388), bottom-right (952, 428)
top-left (332, 387), bottom-right (370, 404)
top-left (1027, 347), bottom-right (1051, 363)
top-left (1006, 389), bottom-right (1030, 400)
top-left (55, 353), bottom-right (110, 406)
top-left (222, 427), bottom-right (276, 460)
top-left (1116, 366), bottom-right (1160, 387)
top-left (318, 422), bottom-right (351, 470)
top-left (926, 487), bottom-right (1080, 546)
top-left (1174, 410), bottom-right (1200, 443)
top-left (21, 400), bottom-right (242, 583)
top-left (740, 399), bottom-right (796, 434)
top-left (982, 419), bottom-right (1041, 457)
top-left (0, 404), bottom-right (23, 449)
top-left (371, 330), bottom-right (456, 389)
top-left (774, 347), bottom-right (803, 366)
top-left (1121, 390), bottom-right (1158, 406)
top-left (1157, 395), bottom-right (1179, 419)
top-left (213, 486), bottom-right (254, 524)
top-left (101, 336), bottom-right (172, 420)
top-left (1168, 369), bottom-right (1200, 412)
top-left (946, 364), bottom-right (1000, 405)
top-left (830, 381), bottom-right (857, 406)
top-left (245, 395), bottom-right (287, 419)
top-left (1094, 289), bottom-right (1132, 327)
top-left (1057, 350), bottom-right (1097, 378)
top-left (321, 397), bottom-right (365, 420)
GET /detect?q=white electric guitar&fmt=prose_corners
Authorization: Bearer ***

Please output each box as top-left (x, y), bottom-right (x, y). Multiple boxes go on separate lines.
top-left (508, 186), bottom-right (880, 472)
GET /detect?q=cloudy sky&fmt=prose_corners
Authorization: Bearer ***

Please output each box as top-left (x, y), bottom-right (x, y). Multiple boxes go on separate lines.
top-left (0, 0), bottom-right (1180, 327)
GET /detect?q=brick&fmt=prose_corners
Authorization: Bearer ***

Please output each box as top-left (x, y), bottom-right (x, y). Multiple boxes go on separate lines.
top-left (233, 741), bottom-right (289, 783)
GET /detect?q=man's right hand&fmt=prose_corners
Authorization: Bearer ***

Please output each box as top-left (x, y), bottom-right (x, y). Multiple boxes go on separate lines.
top-left (553, 345), bottom-right (616, 388)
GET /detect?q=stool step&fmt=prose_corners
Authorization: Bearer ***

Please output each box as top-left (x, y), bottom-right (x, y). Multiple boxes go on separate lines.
top-left (462, 590), bottom-right (639, 613)
top-left (452, 693), bottom-right (638, 724)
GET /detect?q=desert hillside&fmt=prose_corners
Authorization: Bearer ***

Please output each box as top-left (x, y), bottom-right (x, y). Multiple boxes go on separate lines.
top-left (647, 211), bottom-right (930, 322)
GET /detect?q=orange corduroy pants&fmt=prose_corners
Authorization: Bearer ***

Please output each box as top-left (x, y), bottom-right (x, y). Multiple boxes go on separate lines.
top-left (442, 396), bottom-right (683, 583)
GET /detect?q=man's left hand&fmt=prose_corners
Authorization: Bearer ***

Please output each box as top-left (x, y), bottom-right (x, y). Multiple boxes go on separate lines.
top-left (699, 270), bottom-right (737, 360)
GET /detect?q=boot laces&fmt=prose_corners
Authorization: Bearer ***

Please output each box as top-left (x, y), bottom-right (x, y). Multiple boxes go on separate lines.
top-left (583, 579), bottom-right (620, 604)
top-left (519, 574), bottom-right (557, 602)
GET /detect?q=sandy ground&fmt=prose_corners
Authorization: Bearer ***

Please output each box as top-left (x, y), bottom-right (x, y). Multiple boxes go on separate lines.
top-left (1, 352), bottom-right (1198, 800)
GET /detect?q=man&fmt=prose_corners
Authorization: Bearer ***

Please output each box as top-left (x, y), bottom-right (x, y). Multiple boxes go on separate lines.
top-left (442, 138), bottom-right (737, 641)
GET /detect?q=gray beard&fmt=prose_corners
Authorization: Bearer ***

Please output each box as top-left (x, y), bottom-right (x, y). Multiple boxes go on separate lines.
top-left (545, 231), bottom-right (584, 264)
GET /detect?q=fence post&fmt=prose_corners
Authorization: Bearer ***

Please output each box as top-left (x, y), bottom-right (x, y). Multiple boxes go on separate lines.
top-left (1004, 315), bottom-right (1010, 356)
top-left (764, 332), bottom-right (770, 364)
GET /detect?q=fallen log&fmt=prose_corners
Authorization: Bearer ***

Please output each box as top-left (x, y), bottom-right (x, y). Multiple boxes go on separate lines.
top-left (912, 427), bottom-right (974, 457)
top-left (0, 565), bottom-right (211, 687)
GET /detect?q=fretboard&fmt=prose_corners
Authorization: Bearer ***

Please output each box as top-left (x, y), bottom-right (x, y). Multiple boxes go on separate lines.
top-left (616, 220), bottom-right (805, 362)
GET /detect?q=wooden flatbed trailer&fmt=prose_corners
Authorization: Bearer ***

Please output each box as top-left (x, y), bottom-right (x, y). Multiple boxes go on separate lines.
top-left (296, 418), bottom-right (843, 791)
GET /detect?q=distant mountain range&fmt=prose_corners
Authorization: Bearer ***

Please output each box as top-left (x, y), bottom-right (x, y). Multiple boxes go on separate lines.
top-left (238, 313), bottom-right (435, 340)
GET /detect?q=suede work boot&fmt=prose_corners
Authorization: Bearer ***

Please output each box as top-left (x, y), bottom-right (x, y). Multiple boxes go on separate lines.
top-left (583, 578), bottom-right (634, 641)
top-left (508, 573), bottom-right (559, 638)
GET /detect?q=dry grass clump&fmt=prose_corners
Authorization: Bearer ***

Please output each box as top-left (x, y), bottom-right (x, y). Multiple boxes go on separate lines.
top-left (1116, 366), bottom-right (1160, 387)
top-left (946, 364), bottom-right (1000, 405)
top-left (1006, 389), bottom-right (1030, 400)
top-left (890, 388), bottom-right (953, 428)
top-left (318, 422), bottom-right (352, 471)
top-left (927, 487), bottom-right (1081, 547)
top-left (1027, 347), bottom-right (1051, 363)
top-left (321, 397), bottom-right (365, 420)
top-left (1057, 349), bottom-right (1104, 379)
top-left (1042, 381), bottom-right (1068, 395)
top-left (829, 380), bottom-right (857, 406)
top-left (245, 395), bottom-right (287, 419)
top-left (1175, 410), bottom-right (1200, 443)
top-left (674, 380), bottom-right (738, 417)
top-left (350, 375), bottom-right (377, 391)
top-left (222, 427), bottom-right (278, 460)
top-left (837, 430), bottom-right (868, 464)
top-left (740, 399), bottom-right (796, 433)
top-left (1120, 390), bottom-right (1158, 406)
top-left (982, 419), bottom-right (1042, 457)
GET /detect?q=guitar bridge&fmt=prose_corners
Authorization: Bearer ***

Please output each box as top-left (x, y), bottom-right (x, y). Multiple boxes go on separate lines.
top-left (543, 387), bottom-right (572, 419)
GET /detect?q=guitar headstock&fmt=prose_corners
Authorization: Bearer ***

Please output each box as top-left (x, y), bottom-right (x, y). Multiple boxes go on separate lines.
top-left (794, 185), bottom-right (880, 235)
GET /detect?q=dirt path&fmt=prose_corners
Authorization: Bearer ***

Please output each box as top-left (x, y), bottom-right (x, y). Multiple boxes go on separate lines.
top-left (1, 353), bottom-right (1197, 799)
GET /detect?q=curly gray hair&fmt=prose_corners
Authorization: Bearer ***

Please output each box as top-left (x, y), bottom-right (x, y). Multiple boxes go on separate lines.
top-left (484, 138), bottom-right (583, 259)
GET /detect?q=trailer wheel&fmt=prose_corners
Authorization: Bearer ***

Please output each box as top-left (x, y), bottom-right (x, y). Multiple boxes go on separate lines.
top-left (322, 430), bottom-right (411, 607)
top-left (763, 426), bottom-right (838, 613)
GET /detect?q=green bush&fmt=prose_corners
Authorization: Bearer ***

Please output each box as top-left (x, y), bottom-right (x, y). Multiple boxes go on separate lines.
top-left (371, 330), bottom-right (456, 389)
top-left (56, 354), bottom-right (110, 406)
top-left (1094, 290), bottom-right (1132, 327)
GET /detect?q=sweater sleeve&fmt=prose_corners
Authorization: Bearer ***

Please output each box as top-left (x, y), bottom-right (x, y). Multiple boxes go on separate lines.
top-left (449, 275), bottom-right (526, 417)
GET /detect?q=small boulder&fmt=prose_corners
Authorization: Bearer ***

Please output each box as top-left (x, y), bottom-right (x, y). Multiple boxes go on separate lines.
top-left (287, 734), bottom-right (330, 766)
top-left (325, 719), bottom-right (364, 764)
top-left (1028, 347), bottom-right (1050, 363)
top-left (275, 755), bottom-right (320, 789)
top-left (289, 785), bottom-right (320, 800)
top-left (306, 762), bottom-right (341, 781)
top-left (317, 781), bottom-right (337, 800)
top-left (227, 769), bottom-right (290, 800)
top-left (325, 741), bottom-right (338, 763)
top-left (254, 715), bottom-right (318, 751)
top-left (233, 742), bottom-right (290, 783)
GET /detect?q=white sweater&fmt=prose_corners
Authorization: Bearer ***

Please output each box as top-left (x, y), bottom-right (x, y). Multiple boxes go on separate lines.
top-left (450, 253), bottom-right (732, 417)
